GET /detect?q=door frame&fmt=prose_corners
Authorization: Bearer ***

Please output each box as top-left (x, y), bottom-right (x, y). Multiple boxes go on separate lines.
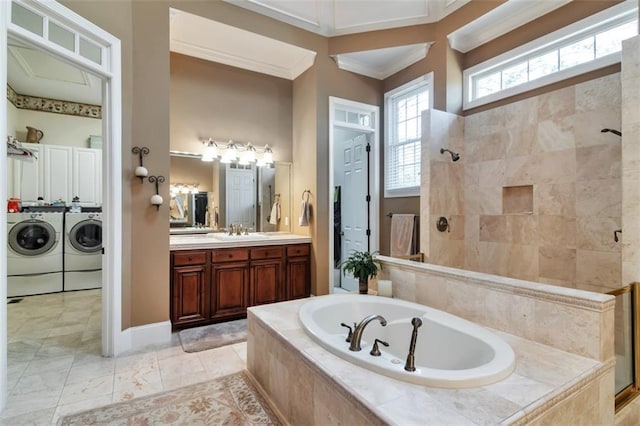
top-left (1, 0), bottom-right (123, 411)
top-left (328, 97), bottom-right (380, 292)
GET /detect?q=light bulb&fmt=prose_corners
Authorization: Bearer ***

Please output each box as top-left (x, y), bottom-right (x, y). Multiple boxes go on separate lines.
top-left (135, 166), bottom-right (148, 178)
top-left (150, 194), bottom-right (163, 206)
top-left (263, 145), bottom-right (274, 164)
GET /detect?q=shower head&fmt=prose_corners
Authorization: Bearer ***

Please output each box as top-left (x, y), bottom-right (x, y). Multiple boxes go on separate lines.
top-left (601, 128), bottom-right (622, 137)
top-left (440, 148), bottom-right (460, 162)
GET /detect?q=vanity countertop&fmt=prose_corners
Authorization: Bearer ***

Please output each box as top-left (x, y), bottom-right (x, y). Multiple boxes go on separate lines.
top-left (170, 232), bottom-right (312, 251)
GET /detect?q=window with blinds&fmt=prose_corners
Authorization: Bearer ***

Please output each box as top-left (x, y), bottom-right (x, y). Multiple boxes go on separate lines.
top-left (384, 74), bottom-right (431, 198)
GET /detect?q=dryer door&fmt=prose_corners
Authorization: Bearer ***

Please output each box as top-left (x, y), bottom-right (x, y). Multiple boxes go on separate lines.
top-left (8, 220), bottom-right (57, 256)
top-left (69, 219), bottom-right (102, 253)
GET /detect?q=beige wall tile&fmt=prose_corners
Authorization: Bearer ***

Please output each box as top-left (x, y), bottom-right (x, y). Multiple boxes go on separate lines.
top-left (507, 244), bottom-right (538, 281)
top-left (576, 249), bottom-right (621, 291)
top-left (576, 144), bottom-right (621, 181)
top-left (574, 110), bottom-right (621, 148)
top-left (508, 215), bottom-right (538, 245)
top-left (537, 149), bottom-right (576, 184)
top-left (576, 216), bottom-right (621, 252)
top-left (538, 215), bottom-right (576, 248)
top-left (538, 86), bottom-right (575, 121)
top-left (539, 246), bottom-right (576, 283)
top-left (506, 155), bottom-right (539, 186)
top-left (479, 215), bottom-right (509, 243)
top-left (575, 72), bottom-right (621, 113)
top-left (534, 183), bottom-right (576, 216)
top-left (537, 116), bottom-right (575, 153)
top-left (465, 214), bottom-right (480, 242)
top-left (478, 186), bottom-right (503, 215)
top-left (478, 159), bottom-right (506, 188)
top-left (576, 178), bottom-right (622, 217)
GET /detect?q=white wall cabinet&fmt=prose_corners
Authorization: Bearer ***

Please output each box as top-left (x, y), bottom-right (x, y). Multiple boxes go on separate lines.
top-left (72, 147), bottom-right (102, 205)
top-left (10, 143), bottom-right (102, 205)
top-left (44, 144), bottom-right (73, 203)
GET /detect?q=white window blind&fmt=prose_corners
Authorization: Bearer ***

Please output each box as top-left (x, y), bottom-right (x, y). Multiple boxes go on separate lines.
top-left (384, 74), bottom-right (431, 198)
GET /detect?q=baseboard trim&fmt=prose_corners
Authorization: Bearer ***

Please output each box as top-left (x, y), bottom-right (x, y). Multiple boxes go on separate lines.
top-left (118, 320), bottom-right (172, 354)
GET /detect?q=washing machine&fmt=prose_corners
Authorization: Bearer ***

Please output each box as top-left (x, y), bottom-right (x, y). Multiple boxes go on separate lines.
top-left (64, 212), bottom-right (102, 291)
top-left (7, 212), bottom-right (64, 297)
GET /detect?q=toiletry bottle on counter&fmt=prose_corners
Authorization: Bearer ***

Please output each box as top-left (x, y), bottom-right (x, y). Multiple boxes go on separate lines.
top-left (71, 196), bottom-right (81, 213)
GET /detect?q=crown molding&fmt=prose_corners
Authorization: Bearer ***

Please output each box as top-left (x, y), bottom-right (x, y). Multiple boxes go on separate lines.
top-left (447, 0), bottom-right (572, 53)
top-left (332, 43), bottom-right (432, 80)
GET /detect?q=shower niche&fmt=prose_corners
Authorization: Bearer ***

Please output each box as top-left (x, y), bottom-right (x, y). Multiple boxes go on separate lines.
top-left (503, 185), bottom-right (533, 215)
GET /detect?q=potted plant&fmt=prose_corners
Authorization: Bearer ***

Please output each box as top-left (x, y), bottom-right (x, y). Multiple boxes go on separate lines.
top-left (342, 250), bottom-right (381, 294)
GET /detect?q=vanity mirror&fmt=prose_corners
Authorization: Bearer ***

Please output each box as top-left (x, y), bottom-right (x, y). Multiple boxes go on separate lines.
top-left (169, 151), bottom-right (292, 232)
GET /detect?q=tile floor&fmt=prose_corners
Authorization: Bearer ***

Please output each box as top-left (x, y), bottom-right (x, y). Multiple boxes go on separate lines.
top-left (1, 289), bottom-right (247, 425)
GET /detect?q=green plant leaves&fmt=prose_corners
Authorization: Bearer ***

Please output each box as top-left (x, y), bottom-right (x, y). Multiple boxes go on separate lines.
top-left (341, 250), bottom-right (381, 282)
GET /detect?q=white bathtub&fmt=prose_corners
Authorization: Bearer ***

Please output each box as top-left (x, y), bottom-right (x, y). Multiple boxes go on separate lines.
top-left (298, 294), bottom-right (515, 388)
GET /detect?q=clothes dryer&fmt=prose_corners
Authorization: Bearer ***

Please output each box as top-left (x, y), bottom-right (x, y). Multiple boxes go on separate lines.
top-left (64, 212), bottom-right (102, 291)
top-left (7, 212), bottom-right (64, 296)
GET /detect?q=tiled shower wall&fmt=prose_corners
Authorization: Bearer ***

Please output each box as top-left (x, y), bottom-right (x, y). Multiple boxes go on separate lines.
top-left (421, 73), bottom-right (622, 293)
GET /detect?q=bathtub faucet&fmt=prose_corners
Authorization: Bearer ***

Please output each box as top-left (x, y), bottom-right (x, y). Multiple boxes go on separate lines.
top-left (404, 317), bottom-right (423, 372)
top-left (349, 314), bottom-right (387, 351)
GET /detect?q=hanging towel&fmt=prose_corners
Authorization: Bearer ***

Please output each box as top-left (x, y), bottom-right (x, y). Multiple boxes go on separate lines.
top-left (269, 201), bottom-right (280, 225)
top-left (390, 214), bottom-right (416, 257)
top-left (299, 200), bottom-right (310, 227)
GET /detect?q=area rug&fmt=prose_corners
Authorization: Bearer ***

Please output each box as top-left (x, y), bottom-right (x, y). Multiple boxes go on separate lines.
top-left (58, 371), bottom-right (282, 425)
top-left (179, 318), bottom-right (247, 353)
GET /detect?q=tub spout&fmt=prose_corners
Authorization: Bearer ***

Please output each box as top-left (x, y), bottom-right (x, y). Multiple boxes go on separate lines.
top-left (349, 314), bottom-right (387, 351)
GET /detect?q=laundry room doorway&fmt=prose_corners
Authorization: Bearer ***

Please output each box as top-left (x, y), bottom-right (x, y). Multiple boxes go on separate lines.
top-left (1, 0), bottom-right (123, 411)
top-left (329, 97), bottom-right (380, 293)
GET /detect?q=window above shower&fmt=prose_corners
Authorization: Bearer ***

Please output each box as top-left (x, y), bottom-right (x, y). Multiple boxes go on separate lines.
top-left (463, 1), bottom-right (638, 110)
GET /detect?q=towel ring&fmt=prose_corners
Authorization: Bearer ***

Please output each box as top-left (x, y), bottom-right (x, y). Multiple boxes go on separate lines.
top-left (302, 190), bottom-right (311, 201)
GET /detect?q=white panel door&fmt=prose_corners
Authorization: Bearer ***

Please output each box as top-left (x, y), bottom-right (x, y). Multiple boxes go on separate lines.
top-left (12, 143), bottom-right (44, 202)
top-left (73, 147), bottom-right (102, 204)
top-left (341, 134), bottom-right (369, 292)
top-left (43, 145), bottom-right (72, 203)
top-left (226, 166), bottom-right (256, 230)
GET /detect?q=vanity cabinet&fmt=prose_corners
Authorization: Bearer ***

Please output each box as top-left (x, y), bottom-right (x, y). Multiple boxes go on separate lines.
top-left (210, 248), bottom-right (250, 321)
top-left (250, 246), bottom-right (284, 306)
top-left (171, 251), bottom-right (209, 327)
top-left (286, 244), bottom-right (311, 300)
top-left (170, 243), bottom-right (310, 330)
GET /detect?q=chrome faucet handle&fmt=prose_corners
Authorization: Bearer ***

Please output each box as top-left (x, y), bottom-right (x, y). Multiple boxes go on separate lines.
top-left (244, 227), bottom-right (251, 235)
top-left (228, 224), bottom-right (235, 236)
top-left (370, 338), bottom-right (389, 357)
top-left (237, 224), bottom-right (243, 235)
top-left (340, 322), bottom-right (355, 342)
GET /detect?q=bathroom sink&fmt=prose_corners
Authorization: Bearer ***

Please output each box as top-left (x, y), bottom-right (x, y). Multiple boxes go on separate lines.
top-left (210, 233), bottom-right (269, 241)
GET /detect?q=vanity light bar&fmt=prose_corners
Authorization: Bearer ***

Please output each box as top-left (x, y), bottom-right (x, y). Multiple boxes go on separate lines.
top-left (201, 138), bottom-right (274, 165)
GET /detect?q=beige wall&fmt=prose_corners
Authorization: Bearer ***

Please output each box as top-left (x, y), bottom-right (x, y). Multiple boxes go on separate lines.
top-left (170, 53), bottom-right (293, 161)
top-left (55, 0), bottom-right (628, 329)
top-left (7, 101), bottom-right (101, 148)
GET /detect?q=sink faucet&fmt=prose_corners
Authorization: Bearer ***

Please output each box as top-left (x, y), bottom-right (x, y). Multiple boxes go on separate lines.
top-left (237, 224), bottom-right (243, 235)
top-left (349, 314), bottom-right (387, 351)
top-left (228, 224), bottom-right (235, 236)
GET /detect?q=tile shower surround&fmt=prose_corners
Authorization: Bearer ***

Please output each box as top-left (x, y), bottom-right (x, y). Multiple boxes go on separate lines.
top-left (421, 73), bottom-right (623, 294)
top-left (247, 256), bottom-right (615, 424)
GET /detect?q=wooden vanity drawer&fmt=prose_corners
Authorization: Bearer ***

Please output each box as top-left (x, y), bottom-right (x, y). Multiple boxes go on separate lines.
top-left (173, 251), bottom-right (207, 266)
top-left (287, 244), bottom-right (310, 257)
top-left (251, 246), bottom-right (284, 260)
top-left (212, 248), bottom-right (249, 263)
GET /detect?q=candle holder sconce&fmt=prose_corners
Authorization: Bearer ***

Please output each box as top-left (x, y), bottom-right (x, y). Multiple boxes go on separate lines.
top-left (132, 146), bottom-right (150, 183)
top-left (147, 175), bottom-right (166, 210)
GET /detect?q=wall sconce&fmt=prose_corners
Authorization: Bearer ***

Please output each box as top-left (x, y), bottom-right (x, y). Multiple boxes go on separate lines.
top-left (201, 139), bottom-right (274, 166)
top-left (147, 175), bottom-right (165, 210)
top-left (131, 146), bottom-right (150, 182)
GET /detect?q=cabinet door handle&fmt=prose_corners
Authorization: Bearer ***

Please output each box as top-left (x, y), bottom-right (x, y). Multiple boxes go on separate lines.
top-left (188, 256), bottom-right (193, 261)
top-left (228, 254), bottom-right (233, 258)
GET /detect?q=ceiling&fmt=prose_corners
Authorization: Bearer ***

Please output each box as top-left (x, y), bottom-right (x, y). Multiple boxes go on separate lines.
top-left (223, 0), bottom-right (471, 37)
top-left (7, 0), bottom-right (581, 103)
top-left (7, 38), bottom-right (102, 105)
